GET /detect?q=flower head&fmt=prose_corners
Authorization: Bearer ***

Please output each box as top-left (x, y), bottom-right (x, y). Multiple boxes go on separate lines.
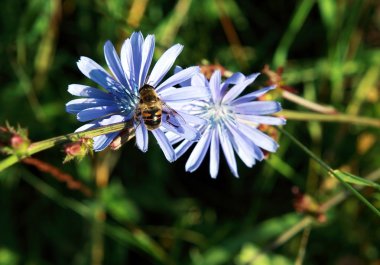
top-left (168, 70), bottom-right (286, 177)
top-left (66, 32), bottom-right (207, 161)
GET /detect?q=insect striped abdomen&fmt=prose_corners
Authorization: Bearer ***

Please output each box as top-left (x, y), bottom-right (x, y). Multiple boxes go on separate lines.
top-left (142, 106), bottom-right (162, 130)
top-left (137, 84), bottom-right (163, 130)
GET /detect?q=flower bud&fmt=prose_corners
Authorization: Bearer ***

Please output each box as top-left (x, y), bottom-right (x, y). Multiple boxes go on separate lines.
top-left (63, 138), bottom-right (93, 163)
top-left (11, 135), bottom-right (25, 149)
top-left (64, 141), bottom-right (83, 156)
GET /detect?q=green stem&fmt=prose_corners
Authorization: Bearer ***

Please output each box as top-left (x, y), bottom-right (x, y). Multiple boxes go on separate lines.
top-left (278, 110), bottom-right (380, 128)
top-left (278, 127), bottom-right (380, 218)
top-left (0, 121), bottom-right (134, 172)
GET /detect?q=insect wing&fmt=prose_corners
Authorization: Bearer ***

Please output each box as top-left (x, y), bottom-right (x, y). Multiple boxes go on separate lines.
top-left (162, 103), bottom-right (200, 142)
top-left (162, 103), bottom-right (185, 128)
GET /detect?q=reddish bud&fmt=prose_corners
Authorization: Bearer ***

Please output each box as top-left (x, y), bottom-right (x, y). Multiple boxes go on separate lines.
top-left (11, 135), bottom-right (25, 149)
top-left (262, 64), bottom-right (298, 94)
top-left (64, 142), bottom-right (82, 156)
top-left (63, 137), bottom-right (93, 163)
top-left (292, 187), bottom-right (326, 223)
top-left (109, 128), bottom-right (134, 150)
top-left (0, 124), bottom-right (30, 155)
top-left (110, 136), bottom-right (122, 150)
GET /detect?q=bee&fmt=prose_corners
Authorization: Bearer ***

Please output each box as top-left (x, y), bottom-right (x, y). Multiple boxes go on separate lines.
top-left (109, 84), bottom-right (188, 150)
top-left (135, 84), bottom-right (183, 130)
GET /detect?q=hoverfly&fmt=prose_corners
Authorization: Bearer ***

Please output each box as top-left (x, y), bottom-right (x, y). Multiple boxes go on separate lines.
top-left (110, 84), bottom-right (185, 150)
top-left (135, 84), bottom-right (184, 130)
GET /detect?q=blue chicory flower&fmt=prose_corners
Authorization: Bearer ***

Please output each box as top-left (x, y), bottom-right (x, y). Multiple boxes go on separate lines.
top-left (66, 32), bottom-right (207, 162)
top-left (166, 70), bottom-right (286, 177)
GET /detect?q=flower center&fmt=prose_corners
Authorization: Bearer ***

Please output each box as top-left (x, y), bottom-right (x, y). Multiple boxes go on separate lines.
top-left (205, 102), bottom-right (234, 127)
top-left (112, 85), bottom-right (139, 114)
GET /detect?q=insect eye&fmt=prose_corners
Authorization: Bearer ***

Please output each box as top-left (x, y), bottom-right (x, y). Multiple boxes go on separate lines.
top-left (139, 99), bottom-right (143, 104)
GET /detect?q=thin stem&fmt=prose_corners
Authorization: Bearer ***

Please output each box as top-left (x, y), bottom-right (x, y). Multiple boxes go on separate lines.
top-left (279, 127), bottom-right (380, 217)
top-left (282, 90), bottom-right (336, 114)
top-left (268, 217), bottom-right (313, 253)
top-left (295, 226), bottom-right (311, 265)
top-left (278, 110), bottom-right (380, 128)
top-left (29, 121), bottom-right (133, 154)
top-left (247, 217), bottom-right (314, 264)
top-left (0, 120), bottom-right (135, 172)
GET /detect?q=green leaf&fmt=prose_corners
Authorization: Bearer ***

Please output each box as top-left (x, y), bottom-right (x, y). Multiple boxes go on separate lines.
top-left (0, 248), bottom-right (19, 265)
top-left (333, 170), bottom-right (380, 190)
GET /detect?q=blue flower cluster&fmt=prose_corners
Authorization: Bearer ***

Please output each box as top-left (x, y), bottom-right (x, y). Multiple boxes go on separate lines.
top-left (66, 32), bottom-right (285, 177)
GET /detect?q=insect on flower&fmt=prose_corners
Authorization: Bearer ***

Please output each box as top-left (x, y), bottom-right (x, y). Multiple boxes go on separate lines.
top-left (66, 32), bottom-right (208, 161)
top-left (135, 84), bottom-right (184, 130)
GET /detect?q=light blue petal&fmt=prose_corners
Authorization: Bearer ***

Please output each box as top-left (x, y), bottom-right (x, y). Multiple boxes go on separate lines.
top-left (156, 66), bottom-right (200, 92)
top-left (175, 111), bottom-right (206, 126)
top-left (236, 114), bottom-right (286, 125)
top-left (220, 72), bottom-right (246, 95)
top-left (131, 32), bottom-right (143, 87)
top-left (68, 84), bottom-right (112, 99)
top-left (209, 70), bottom-right (221, 103)
top-left (209, 128), bottom-right (220, 178)
top-left (219, 125), bottom-right (238, 177)
top-left (225, 72), bottom-right (246, 85)
top-left (77, 57), bottom-right (125, 95)
top-left (120, 39), bottom-right (135, 87)
top-left (151, 129), bottom-right (176, 162)
top-left (191, 73), bottom-right (208, 87)
top-left (93, 132), bottom-right (119, 151)
top-left (104, 41), bottom-right (129, 89)
top-left (221, 73), bottom-right (259, 103)
top-left (174, 66), bottom-right (183, 73)
top-left (233, 101), bottom-right (282, 115)
top-left (185, 127), bottom-right (212, 172)
top-left (74, 122), bottom-right (97, 132)
top-left (161, 112), bottom-right (200, 141)
top-left (252, 143), bottom-right (265, 161)
top-left (139, 34), bottom-right (155, 88)
top-left (167, 100), bottom-right (210, 115)
top-left (174, 139), bottom-right (193, 159)
top-left (159, 86), bottom-right (209, 102)
top-left (66, 98), bottom-right (116, 114)
top-left (236, 129), bottom-right (265, 160)
top-left (77, 105), bottom-right (120, 122)
top-left (174, 65), bottom-right (192, 87)
top-left (238, 122), bottom-right (279, 152)
top-left (147, 44), bottom-right (183, 88)
top-left (135, 120), bottom-right (148, 152)
top-left (166, 131), bottom-right (183, 145)
top-left (98, 114), bottom-right (128, 125)
top-left (231, 85), bottom-right (276, 105)
top-left (225, 122), bottom-right (256, 167)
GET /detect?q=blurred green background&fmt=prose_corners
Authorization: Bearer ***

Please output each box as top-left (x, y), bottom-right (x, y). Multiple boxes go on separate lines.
top-left (1, 0), bottom-right (380, 264)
